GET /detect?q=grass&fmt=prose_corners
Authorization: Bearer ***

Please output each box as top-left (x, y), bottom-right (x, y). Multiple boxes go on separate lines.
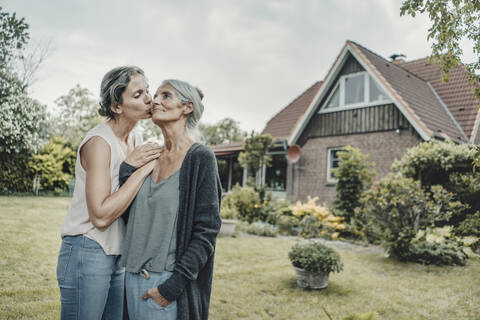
top-left (0, 197), bottom-right (479, 319)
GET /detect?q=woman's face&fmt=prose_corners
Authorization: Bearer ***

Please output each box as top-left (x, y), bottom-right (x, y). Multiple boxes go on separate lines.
top-left (151, 83), bottom-right (192, 125)
top-left (116, 74), bottom-right (152, 120)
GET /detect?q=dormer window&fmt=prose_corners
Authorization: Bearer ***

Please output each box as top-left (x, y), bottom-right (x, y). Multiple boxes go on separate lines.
top-left (321, 71), bottom-right (390, 112)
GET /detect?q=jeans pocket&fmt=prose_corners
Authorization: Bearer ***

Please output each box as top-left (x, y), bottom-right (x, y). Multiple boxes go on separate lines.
top-left (57, 242), bottom-right (73, 282)
top-left (148, 298), bottom-right (176, 312)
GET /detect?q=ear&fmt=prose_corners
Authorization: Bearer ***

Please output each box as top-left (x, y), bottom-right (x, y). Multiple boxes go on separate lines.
top-left (110, 103), bottom-right (123, 116)
top-left (183, 101), bottom-right (193, 116)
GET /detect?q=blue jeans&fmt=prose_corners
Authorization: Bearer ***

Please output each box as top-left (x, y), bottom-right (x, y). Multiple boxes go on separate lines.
top-left (57, 235), bottom-right (125, 320)
top-left (126, 271), bottom-right (177, 320)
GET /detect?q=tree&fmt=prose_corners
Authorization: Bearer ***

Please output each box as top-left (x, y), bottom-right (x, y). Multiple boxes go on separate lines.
top-left (0, 6), bottom-right (29, 67)
top-left (400, 1), bottom-right (480, 100)
top-left (238, 132), bottom-right (274, 185)
top-left (53, 84), bottom-right (103, 148)
top-left (199, 117), bottom-right (247, 145)
top-left (0, 7), bottom-right (50, 154)
top-left (332, 146), bottom-right (376, 224)
top-left (0, 90), bottom-right (49, 153)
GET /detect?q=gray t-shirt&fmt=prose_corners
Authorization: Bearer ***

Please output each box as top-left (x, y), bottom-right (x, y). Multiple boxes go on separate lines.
top-left (120, 170), bottom-right (180, 273)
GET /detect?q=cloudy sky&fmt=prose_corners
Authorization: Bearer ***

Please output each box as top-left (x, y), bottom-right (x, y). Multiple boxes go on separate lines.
top-left (2, 0), bottom-right (477, 133)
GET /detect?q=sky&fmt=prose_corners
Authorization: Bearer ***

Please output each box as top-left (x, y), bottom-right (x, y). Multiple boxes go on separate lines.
top-left (2, 0), bottom-right (477, 133)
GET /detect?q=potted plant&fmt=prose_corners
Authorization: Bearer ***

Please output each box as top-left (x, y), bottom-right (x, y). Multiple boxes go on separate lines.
top-left (219, 206), bottom-right (237, 237)
top-left (288, 241), bottom-right (343, 289)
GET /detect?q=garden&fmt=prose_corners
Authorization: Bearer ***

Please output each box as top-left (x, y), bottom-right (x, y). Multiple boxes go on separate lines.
top-left (1, 134), bottom-right (480, 319)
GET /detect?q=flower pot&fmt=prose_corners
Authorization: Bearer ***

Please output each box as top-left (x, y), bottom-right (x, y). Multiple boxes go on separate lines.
top-left (219, 219), bottom-right (237, 237)
top-left (294, 267), bottom-right (329, 289)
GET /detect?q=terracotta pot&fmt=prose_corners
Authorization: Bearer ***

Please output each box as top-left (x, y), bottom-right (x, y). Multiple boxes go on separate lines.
top-left (294, 267), bottom-right (329, 289)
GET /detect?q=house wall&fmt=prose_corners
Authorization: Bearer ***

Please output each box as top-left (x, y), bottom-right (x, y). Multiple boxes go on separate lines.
top-left (290, 129), bottom-right (421, 204)
top-left (298, 104), bottom-right (420, 145)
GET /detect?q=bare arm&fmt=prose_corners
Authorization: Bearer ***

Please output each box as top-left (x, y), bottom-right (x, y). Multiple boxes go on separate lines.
top-left (82, 136), bottom-right (155, 231)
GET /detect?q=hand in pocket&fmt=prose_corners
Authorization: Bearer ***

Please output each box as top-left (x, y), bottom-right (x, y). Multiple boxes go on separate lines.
top-left (141, 287), bottom-right (171, 308)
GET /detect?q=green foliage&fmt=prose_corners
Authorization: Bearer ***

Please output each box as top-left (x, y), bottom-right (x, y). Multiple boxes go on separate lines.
top-left (30, 136), bottom-right (76, 192)
top-left (332, 146), bottom-right (376, 224)
top-left (0, 151), bottom-right (35, 193)
top-left (221, 185), bottom-right (262, 223)
top-left (455, 211), bottom-right (480, 238)
top-left (288, 241), bottom-right (344, 274)
top-left (0, 7), bottom-right (49, 156)
top-left (221, 183), bottom-right (290, 224)
top-left (244, 222), bottom-right (278, 237)
top-left (52, 84), bottom-right (102, 149)
top-left (408, 239), bottom-right (468, 266)
top-left (0, 7), bottom-right (29, 66)
top-left (0, 91), bottom-right (50, 154)
top-left (392, 141), bottom-right (479, 222)
top-left (277, 215), bottom-right (300, 236)
top-left (299, 215), bottom-right (323, 239)
top-left (400, 0), bottom-right (480, 101)
top-left (264, 199), bottom-right (291, 225)
top-left (238, 132), bottom-right (273, 176)
top-left (362, 174), bottom-right (446, 259)
top-left (199, 117), bottom-right (247, 146)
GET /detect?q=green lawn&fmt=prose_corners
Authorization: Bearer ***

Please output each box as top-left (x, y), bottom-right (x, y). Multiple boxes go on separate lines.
top-left (0, 197), bottom-right (479, 320)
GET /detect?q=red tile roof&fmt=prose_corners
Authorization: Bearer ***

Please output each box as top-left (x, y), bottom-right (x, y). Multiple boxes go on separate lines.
top-left (350, 41), bottom-right (468, 142)
top-left (263, 40), bottom-right (479, 143)
top-left (262, 81), bottom-right (323, 140)
top-left (400, 58), bottom-right (480, 140)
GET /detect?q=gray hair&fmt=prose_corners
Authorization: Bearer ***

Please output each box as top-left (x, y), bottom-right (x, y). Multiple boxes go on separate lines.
top-left (99, 66), bottom-right (145, 119)
top-left (161, 79), bottom-right (205, 142)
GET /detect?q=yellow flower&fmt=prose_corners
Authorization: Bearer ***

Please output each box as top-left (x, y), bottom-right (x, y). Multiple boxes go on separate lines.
top-left (331, 232), bottom-right (340, 240)
top-left (254, 204), bottom-right (260, 208)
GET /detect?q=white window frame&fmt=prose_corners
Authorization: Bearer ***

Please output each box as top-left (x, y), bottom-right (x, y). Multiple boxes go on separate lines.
top-left (327, 147), bottom-right (345, 183)
top-left (319, 71), bottom-right (391, 114)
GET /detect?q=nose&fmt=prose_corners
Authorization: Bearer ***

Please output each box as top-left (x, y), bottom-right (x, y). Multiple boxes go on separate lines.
top-left (145, 92), bottom-right (152, 105)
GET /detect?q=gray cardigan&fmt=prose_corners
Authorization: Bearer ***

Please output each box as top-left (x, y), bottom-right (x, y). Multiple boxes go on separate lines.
top-left (119, 143), bottom-right (222, 320)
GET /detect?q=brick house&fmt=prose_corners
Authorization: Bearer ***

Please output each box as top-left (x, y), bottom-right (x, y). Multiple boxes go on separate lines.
top-left (213, 40), bottom-right (480, 203)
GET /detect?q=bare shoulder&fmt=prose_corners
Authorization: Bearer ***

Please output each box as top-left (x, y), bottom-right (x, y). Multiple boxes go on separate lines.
top-left (80, 136), bottom-right (111, 170)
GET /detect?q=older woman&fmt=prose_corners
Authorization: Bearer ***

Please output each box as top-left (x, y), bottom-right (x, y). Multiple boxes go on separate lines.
top-left (119, 79), bottom-right (222, 320)
top-left (57, 66), bottom-right (162, 320)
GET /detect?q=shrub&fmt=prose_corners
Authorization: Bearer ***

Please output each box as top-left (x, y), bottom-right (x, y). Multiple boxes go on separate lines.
top-left (408, 231), bottom-right (469, 266)
top-left (0, 151), bottom-right (35, 193)
top-left (332, 146), bottom-right (376, 223)
top-left (299, 215), bottom-right (323, 239)
top-left (221, 185), bottom-right (262, 223)
top-left (392, 141), bottom-right (480, 219)
top-left (30, 136), bottom-right (76, 192)
top-left (289, 241), bottom-right (343, 274)
top-left (277, 215), bottom-right (300, 236)
top-left (362, 174), bottom-right (441, 259)
top-left (455, 211), bottom-right (480, 238)
top-left (291, 196), bottom-right (346, 240)
top-left (264, 198), bottom-right (291, 225)
top-left (244, 222), bottom-right (278, 237)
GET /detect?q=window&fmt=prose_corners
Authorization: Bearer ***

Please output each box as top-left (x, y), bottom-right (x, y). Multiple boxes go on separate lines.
top-left (327, 147), bottom-right (345, 183)
top-left (320, 72), bottom-right (390, 113)
top-left (265, 154), bottom-right (287, 191)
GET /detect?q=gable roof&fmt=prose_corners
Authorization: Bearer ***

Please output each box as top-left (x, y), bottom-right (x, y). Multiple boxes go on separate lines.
top-left (400, 58), bottom-right (480, 141)
top-left (350, 41), bottom-right (468, 143)
top-left (262, 81), bottom-right (323, 140)
top-left (263, 41), bottom-right (478, 145)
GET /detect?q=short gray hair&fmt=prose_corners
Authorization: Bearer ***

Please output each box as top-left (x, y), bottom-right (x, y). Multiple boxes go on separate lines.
top-left (99, 66), bottom-right (145, 119)
top-left (162, 79), bottom-right (205, 141)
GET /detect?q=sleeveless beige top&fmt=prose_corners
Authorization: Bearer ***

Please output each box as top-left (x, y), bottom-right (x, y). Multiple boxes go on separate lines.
top-left (61, 122), bottom-right (141, 255)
